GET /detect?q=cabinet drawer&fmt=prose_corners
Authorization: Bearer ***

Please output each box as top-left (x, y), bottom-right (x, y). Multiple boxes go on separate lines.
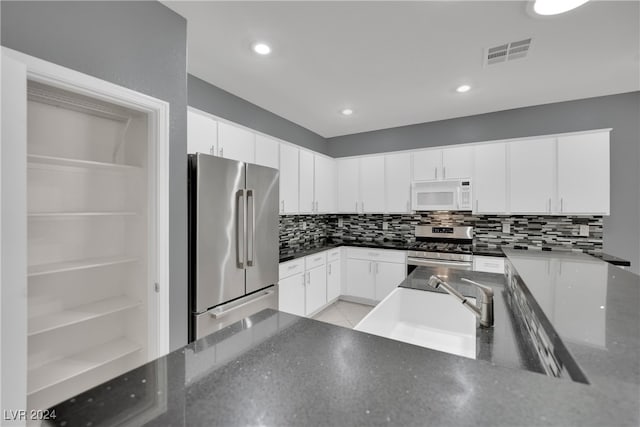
top-left (473, 256), bottom-right (505, 274)
top-left (279, 258), bottom-right (305, 279)
top-left (327, 248), bottom-right (341, 262)
top-left (305, 251), bottom-right (327, 270)
top-left (346, 247), bottom-right (406, 264)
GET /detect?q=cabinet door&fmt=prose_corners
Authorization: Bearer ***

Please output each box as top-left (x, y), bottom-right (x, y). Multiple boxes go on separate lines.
top-left (279, 273), bottom-right (305, 316)
top-left (314, 155), bottom-right (336, 213)
top-left (442, 146), bottom-right (473, 179)
top-left (557, 132), bottom-right (610, 214)
top-left (360, 156), bottom-right (385, 213)
top-left (279, 144), bottom-right (299, 214)
top-left (473, 143), bottom-right (507, 213)
top-left (327, 260), bottom-right (341, 302)
top-left (509, 138), bottom-right (556, 213)
top-left (187, 110), bottom-right (218, 155)
top-left (337, 158), bottom-right (360, 213)
top-left (346, 259), bottom-right (375, 300)
top-left (218, 122), bottom-right (255, 163)
top-left (385, 153), bottom-right (411, 213)
top-left (412, 149), bottom-right (441, 181)
top-left (306, 266), bottom-right (327, 315)
top-left (255, 134), bottom-right (279, 169)
top-left (299, 149), bottom-right (315, 214)
top-left (374, 262), bottom-right (405, 301)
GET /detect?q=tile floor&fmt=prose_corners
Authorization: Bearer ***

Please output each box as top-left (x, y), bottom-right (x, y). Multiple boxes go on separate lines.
top-left (312, 300), bottom-right (374, 329)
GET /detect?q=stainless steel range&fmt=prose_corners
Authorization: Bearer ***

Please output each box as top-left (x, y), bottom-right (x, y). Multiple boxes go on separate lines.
top-left (407, 225), bottom-right (474, 273)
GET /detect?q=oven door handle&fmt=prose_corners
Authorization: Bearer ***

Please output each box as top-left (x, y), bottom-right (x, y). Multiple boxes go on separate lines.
top-left (407, 257), bottom-right (472, 267)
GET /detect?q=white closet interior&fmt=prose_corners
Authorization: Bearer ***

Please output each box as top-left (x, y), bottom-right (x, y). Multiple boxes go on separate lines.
top-left (26, 81), bottom-right (153, 410)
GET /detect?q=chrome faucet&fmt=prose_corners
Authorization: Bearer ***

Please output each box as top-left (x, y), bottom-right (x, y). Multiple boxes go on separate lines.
top-left (427, 275), bottom-right (494, 328)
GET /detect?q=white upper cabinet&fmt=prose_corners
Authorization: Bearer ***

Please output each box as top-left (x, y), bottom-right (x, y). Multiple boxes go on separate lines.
top-left (338, 158), bottom-right (361, 213)
top-left (279, 144), bottom-right (299, 214)
top-left (557, 131), bottom-right (610, 215)
top-left (360, 156), bottom-right (386, 213)
top-left (509, 137), bottom-right (556, 214)
top-left (299, 149), bottom-right (315, 214)
top-left (314, 155), bottom-right (336, 213)
top-left (255, 134), bottom-right (279, 169)
top-left (218, 122), bottom-right (255, 163)
top-left (473, 143), bottom-right (507, 213)
top-left (412, 146), bottom-right (472, 181)
top-left (187, 109), bottom-right (218, 155)
top-left (441, 146), bottom-right (473, 179)
top-left (385, 153), bottom-right (412, 213)
top-left (412, 149), bottom-right (441, 181)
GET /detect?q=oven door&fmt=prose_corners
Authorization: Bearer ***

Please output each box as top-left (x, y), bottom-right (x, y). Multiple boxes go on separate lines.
top-left (407, 256), bottom-right (473, 275)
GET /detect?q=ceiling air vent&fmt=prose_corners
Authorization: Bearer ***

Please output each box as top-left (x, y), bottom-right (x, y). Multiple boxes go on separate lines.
top-left (485, 38), bottom-right (532, 66)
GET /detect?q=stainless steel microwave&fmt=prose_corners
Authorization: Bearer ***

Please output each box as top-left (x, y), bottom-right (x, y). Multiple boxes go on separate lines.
top-left (411, 179), bottom-right (472, 211)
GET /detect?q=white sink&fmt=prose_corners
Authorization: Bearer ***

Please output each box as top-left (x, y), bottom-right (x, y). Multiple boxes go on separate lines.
top-left (354, 287), bottom-right (477, 359)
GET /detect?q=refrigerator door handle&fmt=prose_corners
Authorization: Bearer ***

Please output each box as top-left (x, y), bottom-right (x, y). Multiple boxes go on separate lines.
top-left (207, 289), bottom-right (275, 319)
top-left (236, 189), bottom-right (246, 269)
top-left (247, 189), bottom-right (256, 267)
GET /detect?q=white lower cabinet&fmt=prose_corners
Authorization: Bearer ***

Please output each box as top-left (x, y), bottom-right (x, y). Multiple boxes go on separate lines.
top-left (345, 248), bottom-right (407, 302)
top-left (305, 265), bottom-right (327, 315)
top-left (374, 262), bottom-right (406, 300)
top-left (278, 273), bottom-right (306, 317)
top-left (327, 259), bottom-right (341, 302)
top-left (346, 259), bottom-right (376, 300)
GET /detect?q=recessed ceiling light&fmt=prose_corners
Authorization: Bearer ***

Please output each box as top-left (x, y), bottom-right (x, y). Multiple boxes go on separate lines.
top-left (252, 43), bottom-right (271, 55)
top-left (341, 108), bottom-right (354, 116)
top-left (533, 0), bottom-right (589, 15)
top-left (456, 85), bottom-right (471, 93)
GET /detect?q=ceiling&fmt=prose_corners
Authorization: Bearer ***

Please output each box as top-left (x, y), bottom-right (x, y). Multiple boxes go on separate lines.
top-left (164, 1), bottom-right (640, 138)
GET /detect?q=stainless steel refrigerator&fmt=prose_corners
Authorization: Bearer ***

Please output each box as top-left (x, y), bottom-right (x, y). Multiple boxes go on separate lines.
top-left (188, 153), bottom-right (279, 341)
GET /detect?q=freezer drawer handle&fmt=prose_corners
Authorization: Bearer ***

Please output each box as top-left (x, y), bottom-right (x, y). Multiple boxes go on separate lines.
top-left (207, 289), bottom-right (275, 319)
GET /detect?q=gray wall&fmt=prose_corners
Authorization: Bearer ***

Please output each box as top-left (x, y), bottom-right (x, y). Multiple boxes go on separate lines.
top-left (327, 92), bottom-right (640, 273)
top-left (189, 74), bottom-right (328, 154)
top-left (1, 1), bottom-right (189, 350)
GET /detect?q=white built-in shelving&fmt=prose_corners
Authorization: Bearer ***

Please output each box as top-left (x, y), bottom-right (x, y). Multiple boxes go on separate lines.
top-left (25, 80), bottom-right (153, 410)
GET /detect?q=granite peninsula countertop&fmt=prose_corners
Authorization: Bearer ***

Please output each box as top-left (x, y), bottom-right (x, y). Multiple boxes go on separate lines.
top-left (47, 252), bottom-right (640, 426)
top-left (280, 239), bottom-right (632, 267)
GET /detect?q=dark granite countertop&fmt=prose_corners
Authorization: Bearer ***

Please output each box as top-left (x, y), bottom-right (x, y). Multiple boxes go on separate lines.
top-left (280, 240), bottom-right (632, 268)
top-left (47, 251), bottom-right (640, 426)
top-left (398, 267), bottom-right (545, 376)
top-left (503, 249), bottom-right (640, 390)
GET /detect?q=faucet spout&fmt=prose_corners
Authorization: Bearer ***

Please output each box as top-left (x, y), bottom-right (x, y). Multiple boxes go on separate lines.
top-left (427, 275), bottom-right (494, 328)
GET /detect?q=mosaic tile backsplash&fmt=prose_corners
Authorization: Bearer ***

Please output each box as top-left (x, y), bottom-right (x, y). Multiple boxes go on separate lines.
top-left (279, 212), bottom-right (603, 254)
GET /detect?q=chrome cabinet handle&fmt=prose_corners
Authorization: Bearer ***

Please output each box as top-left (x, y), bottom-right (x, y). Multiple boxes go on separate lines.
top-left (210, 145), bottom-right (215, 155)
top-left (369, 262), bottom-right (372, 273)
top-left (328, 264), bottom-right (332, 274)
top-left (311, 201), bottom-right (314, 212)
top-left (548, 198), bottom-right (551, 213)
top-left (560, 198), bottom-right (564, 212)
top-left (355, 201), bottom-right (358, 212)
top-left (361, 201), bottom-right (365, 212)
top-left (219, 147), bottom-right (224, 157)
top-left (374, 262), bottom-right (379, 274)
top-left (247, 189), bottom-right (255, 267)
top-left (443, 167), bottom-right (446, 180)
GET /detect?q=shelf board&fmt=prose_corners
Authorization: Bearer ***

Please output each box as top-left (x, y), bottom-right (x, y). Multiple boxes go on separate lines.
top-left (28, 211), bottom-right (138, 218)
top-left (28, 296), bottom-right (141, 336)
top-left (28, 256), bottom-right (139, 277)
top-left (27, 338), bottom-right (141, 395)
top-left (27, 154), bottom-right (142, 171)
